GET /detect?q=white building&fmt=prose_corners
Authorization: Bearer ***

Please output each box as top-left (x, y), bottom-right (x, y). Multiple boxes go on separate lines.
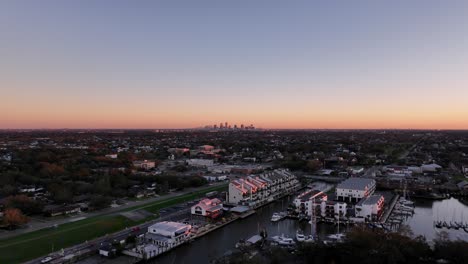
top-left (320, 200), bottom-right (347, 219)
top-left (128, 221), bottom-right (192, 260)
top-left (105, 154), bottom-right (118, 159)
top-left (463, 166), bottom-right (468, 176)
top-left (146, 221), bottom-right (191, 247)
top-left (355, 195), bottom-right (385, 221)
top-left (228, 169), bottom-right (300, 207)
top-left (336, 178), bottom-right (376, 203)
top-left (421, 163), bottom-right (442, 173)
top-left (203, 175), bottom-right (228, 182)
top-left (349, 167), bottom-right (364, 175)
top-left (293, 189), bottom-right (327, 216)
top-left (191, 198), bottom-right (223, 218)
top-left (384, 166), bottom-right (413, 177)
top-left (133, 160), bottom-right (156, 170)
top-left (186, 159), bottom-right (214, 167)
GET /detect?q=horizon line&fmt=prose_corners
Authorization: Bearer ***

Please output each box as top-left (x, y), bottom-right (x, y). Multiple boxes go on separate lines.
top-left (1, 127), bottom-right (468, 131)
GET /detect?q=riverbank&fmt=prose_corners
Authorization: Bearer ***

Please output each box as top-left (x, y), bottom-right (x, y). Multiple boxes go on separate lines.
top-left (0, 184), bottom-right (228, 264)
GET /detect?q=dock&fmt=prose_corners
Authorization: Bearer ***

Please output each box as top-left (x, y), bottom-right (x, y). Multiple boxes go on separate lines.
top-left (380, 194), bottom-right (399, 223)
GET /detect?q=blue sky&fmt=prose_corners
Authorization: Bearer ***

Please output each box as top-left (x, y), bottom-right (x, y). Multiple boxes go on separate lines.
top-left (1, 1), bottom-right (468, 129)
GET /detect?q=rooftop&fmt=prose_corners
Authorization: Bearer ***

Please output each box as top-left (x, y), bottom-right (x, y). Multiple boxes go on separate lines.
top-left (148, 221), bottom-right (191, 233)
top-left (358, 195), bottom-right (384, 206)
top-left (337, 177), bottom-right (375, 191)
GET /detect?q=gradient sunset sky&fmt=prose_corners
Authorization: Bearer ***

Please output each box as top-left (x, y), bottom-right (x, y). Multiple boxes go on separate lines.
top-left (1, 1), bottom-right (468, 129)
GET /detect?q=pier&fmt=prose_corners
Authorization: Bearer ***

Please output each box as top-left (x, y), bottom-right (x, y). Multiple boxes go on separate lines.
top-left (433, 221), bottom-right (468, 233)
top-left (380, 194), bottom-right (399, 223)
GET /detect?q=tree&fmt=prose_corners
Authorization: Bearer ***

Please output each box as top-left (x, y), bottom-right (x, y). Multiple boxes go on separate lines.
top-left (2, 208), bottom-right (29, 227)
top-left (89, 196), bottom-right (112, 210)
top-left (307, 159), bottom-right (322, 172)
top-left (4, 195), bottom-right (43, 215)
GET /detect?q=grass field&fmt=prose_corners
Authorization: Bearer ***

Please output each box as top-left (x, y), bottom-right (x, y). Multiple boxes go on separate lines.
top-left (0, 184), bottom-right (228, 264)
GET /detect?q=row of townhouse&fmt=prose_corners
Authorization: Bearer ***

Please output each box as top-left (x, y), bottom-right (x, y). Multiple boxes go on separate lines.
top-left (228, 169), bottom-right (300, 207)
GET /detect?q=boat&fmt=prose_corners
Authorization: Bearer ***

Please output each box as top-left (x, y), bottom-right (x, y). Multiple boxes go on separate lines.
top-left (296, 230), bottom-right (305, 242)
top-left (271, 213), bottom-right (282, 222)
top-left (327, 233), bottom-right (345, 242)
top-left (303, 235), bottom-right (315, 243)
top-left (271, 212), bottom-right (287, 222)
top-left (463, 226), bottom-right (468, 233)
top-left (398, 197), bottom-right (414, 206)
top-left (272, 234), bottom-right (296, 246)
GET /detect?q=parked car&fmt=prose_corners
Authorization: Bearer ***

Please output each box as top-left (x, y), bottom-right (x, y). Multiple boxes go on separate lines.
top-left (41, 256), bottom-right (53, 263)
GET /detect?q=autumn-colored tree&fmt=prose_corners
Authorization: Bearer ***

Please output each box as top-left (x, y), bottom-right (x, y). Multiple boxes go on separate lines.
top-left (2, 208), bottom-right (29, 227)
top-left (4, 194), bottom-right (43, 215)
top-left (39, 162), bottom-right (65, 177)
top-left (307, 159), bottom-right (323, 172)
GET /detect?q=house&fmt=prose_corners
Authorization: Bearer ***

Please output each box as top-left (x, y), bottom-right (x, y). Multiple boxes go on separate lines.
top-left (99, 242), bottom-right (118, 257)
top-left (336, 178), bottom-right (376, 203)
top-left (355, 195), bottom-right (385, 221)
top-left (191, 198), bottom-right (223, 218)
top-left (44, 204), bottom-right (81, 217)
top-left (105, 154), bottom-right (118, 159)
top-left (133, 160), bottom-right (156, 170)
top-left (462, 166), bottom-right (468, 176)
top-left (349, 166), bottom-right (364, 175)
top-left (457, 181), bottom-right (468, 192)
top-left (18, 186), bottom-right (44, 193)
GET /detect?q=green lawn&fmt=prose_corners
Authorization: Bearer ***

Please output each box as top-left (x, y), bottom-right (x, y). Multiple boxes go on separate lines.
top-left (0, 184), bottom-right (227, 264)
top-left (0, 215), bottom-right (134, 264)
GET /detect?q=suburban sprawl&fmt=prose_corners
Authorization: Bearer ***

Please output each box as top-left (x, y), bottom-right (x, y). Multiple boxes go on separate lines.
top-left (0, 129), bottom-right (467, 264)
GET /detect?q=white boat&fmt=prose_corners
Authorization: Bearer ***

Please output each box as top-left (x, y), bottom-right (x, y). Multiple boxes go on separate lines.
top-left (272, 234), bottom-right (296, 245)
top-left (327, 233), bottom-right (345, 242)
top-left (271, 213), bottom-right (282, 222)
top-left (399, 197), bottom-right (414, 206)
top-left (271, 212), bottom-right (287, 222)
top-left (303, 235), bottom-right (315, 243)
top-left (296, 230), bottom-right (305, 242)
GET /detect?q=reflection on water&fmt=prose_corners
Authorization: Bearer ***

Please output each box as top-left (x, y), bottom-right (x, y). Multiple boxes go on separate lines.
top-left (405, 197), bottom-right (468, 242)
top-left (153, 194), bottom-right (468, 264)
top-left (154, 195), bottom-right (341, 264)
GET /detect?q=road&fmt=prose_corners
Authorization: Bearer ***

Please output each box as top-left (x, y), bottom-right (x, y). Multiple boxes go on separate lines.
top-left (363, 166), bottom-right (381, 178)
top-left (0, 183), bottom-right (226, 240)
top-left (25, 202), bottom-right (196, 264)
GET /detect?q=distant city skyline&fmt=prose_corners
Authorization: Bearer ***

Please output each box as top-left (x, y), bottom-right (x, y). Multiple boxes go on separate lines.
top-left (2, 1), bottom-right (468, 130)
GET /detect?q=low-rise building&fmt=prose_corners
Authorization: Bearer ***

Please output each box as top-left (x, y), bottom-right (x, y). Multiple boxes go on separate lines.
top-left (203, 175), bottom-right (228, 182)
top-left (384, 166), bottom-right (413, 177)
top-left (293, 189), bottom-right (327, 216)
top-left (421, 163), bottom-right (442, 173)
top-left (355, 195), bottom-right (385, 221)
top-left (133, 160), bottom-right (156, 170)
top-left (145, 221), bottom-right (192, 248)
top-left (105, 154), bottom-right (118, 159)
top-left (228, 169), bottom-right (300, 207)
top-left (44, 204), bottom-right (81, 217)
top-left (349, 166), bottom-right (364, 175)
top-left (463, 166), bottom-right (468, 176)
top-left (320, 200), bottom-right (347, 219)
top-left (336, 177), bottom-right (376, 203)
top-left (191, 198), bottom-right (223, 218)
top-left (186, 159), bottom-right (214, 167)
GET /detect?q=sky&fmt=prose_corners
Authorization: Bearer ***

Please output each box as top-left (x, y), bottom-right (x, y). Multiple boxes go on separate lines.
top-left (1, 0), bottom-right (468, 129)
